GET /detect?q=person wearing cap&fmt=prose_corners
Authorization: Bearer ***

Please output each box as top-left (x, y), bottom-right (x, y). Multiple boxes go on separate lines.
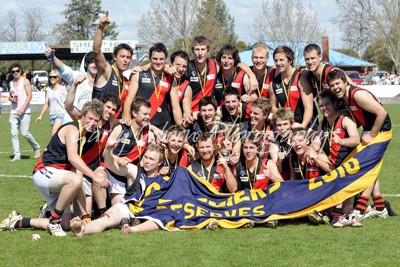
top-left (35, 70), bottom-right (67, 136)
top-left (44, 44), bottom-right (96, 124)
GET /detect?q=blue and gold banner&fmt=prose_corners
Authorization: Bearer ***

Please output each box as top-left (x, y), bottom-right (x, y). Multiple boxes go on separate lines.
top-left (130, 131), bottom-right (391, 230)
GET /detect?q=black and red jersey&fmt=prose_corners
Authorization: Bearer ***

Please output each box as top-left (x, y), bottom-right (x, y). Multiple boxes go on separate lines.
top-left (34, 121), bottom-right (100, 172)
top-left (347, 86), bottom-right (391, 132)
top-left (188, 58), bottom-right (218, 112)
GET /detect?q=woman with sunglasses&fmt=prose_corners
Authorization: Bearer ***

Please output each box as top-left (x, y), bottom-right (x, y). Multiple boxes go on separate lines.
top-left (8, 63), bottom-right (41, 161)
top-left (35, 70), bottom-right (67, 136)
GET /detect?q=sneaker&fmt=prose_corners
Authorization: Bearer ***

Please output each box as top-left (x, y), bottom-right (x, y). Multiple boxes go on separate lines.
top-left (10, 156), bottom-right (20, 162)
top-left (308, 211), bottom-right (330, 225)
top-left (242, 221), bottom-right (254, 229)
top-left (369, 208), bottom-right (389, 219)
top-left (330, 216), bottom-right (340, 226)
top-left (265, 220), bottom-right (278, 229)
top-left (308, 211), bottom-right (322, 224)
top-left (47, 222), bottom-right (66, 237)
top-left (333, 215), bottom-right (350, 228)
top-left (384, 200), bottom-right (398, 217)
top-left (34, 149), bottom-right (41, 159)
top-left (38, 203), bottom-right (51, 218)
top-left (206, 221), bottom-right (220, 230)
top-left (0, 211), bottom-right (22, 231)
top-left (349, 210), bottom-right (363, 227)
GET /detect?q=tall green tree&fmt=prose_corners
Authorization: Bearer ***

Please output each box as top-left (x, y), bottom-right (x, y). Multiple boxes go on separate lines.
top-left (192, 0), bottom-right (238, 56)
top-left (52, 0), bottom-right (118, 45)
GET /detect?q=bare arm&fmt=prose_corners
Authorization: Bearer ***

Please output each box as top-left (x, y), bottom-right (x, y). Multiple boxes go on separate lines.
top-left (333, 116), bottom-right (360, 147)
top-left (93, 11), bottom-right (111, 86)
top-left (64, 75), bottom-right (86, 120)
top-left (217, 154), bottom-right (237, 193)
top-left (298, 75), bottom-right (314, 128)
top-left (266, 160), bottom-right (284, 183)
top-left (18, 79), bottom-right (32, 115)
top-left (35, 100), bottom-right (49, 123)
top-left (237, 62), bottom-right (258, 90)
top-left (170, 80), bottom-right (183, 125)
top-left (353, 90), bottom-right (388, 141)
top-left (182, 85), bottom-right (193, 120)
top-left (123, 72), bottom-right (139, 124)
top-left (268, 81), bottom-right (278, 112)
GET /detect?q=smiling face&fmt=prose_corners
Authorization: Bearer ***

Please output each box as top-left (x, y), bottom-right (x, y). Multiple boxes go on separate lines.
top-left (318, 97), bottom-right (336, 119)
top-left (150, 51), bottom-right (167, 73)
top-left (250, 106), bottom-right (267, 128)
top-left (172, 56), bottom-right (188, 80)
top-left (291, 133), bottom-right (308, 156)
top-left (102, 101), bottom-right (118, 122)
top-left (167, 133), bottom-right (185, 154)
top-left (81, 111), bottom-right (101, 132)
top-left (274, 52), bottom-right (292, 73)
top-left (197, 138), bottom-right (215, 161)
top-left (113, 49), bottom-right (132, 72)
top-left (199, 104), bottom-right (216, 124)
top-left (252, 49), bottom-right (268, 72)
top-left (304, 49), bottom-right (322, 73)
top-left (224, 94), bottom-right (240, 115)
top-left (329, 78), bottom-right (348, 99)
top-left (133, 106), bottom-right (151, 127)
top-left (243, 141), bottom-right (258, 161)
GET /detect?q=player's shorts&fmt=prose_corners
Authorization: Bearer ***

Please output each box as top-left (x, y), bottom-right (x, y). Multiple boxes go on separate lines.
top-left (32, 167), bottom-right (66, 210)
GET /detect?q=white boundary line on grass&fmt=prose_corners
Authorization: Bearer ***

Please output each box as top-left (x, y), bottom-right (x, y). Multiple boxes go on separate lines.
top-left (0, 150), bottom-right (33, 154)
top-left (0, 174), bottom-right (32, 179)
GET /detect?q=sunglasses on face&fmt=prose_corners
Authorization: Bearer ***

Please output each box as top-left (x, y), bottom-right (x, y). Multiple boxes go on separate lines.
top-left (11, 69), bottom-right (20, 74)
top-left (49, 76), bottom-right (59, 79)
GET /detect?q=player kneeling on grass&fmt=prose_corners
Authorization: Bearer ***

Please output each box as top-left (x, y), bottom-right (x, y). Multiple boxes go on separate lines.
top-left (0, 100), bottom-right (110, 236)
top-left (70, 143), bottom-right (164, 237)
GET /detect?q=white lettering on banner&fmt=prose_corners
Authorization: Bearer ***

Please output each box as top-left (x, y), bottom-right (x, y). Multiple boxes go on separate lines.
top-left (1, 92), bottom-right (45, 106)
top-left (70, 40), bottom-right (137, 53)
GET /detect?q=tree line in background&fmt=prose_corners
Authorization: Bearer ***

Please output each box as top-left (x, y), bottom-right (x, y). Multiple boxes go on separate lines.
top-left (0, 0), bottom-right (399, 74)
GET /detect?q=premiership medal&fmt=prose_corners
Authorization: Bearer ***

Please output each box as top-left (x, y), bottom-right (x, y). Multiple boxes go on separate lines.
top-left (157, 107), bottom-right (162, 113)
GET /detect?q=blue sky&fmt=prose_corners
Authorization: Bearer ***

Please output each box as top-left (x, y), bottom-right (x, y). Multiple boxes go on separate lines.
top-left (1, 0), bottom-right (343, 48)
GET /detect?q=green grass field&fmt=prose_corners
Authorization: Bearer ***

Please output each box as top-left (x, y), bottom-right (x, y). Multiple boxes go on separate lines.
top-left (0, 107), bottom-right (399, 266)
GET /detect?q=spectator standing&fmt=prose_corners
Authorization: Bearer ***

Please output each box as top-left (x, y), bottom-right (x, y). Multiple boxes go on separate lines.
top-left (35, 70), bottom-right (67, 136)
top-left (8, 63), bottom-right (40, 161)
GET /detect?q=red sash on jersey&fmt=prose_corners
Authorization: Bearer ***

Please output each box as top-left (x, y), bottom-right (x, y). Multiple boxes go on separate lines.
top-left (348, 86), bottom-right (369, 127)
top-left (113, 77), bottom-right (129, 119)
top-left (306, 162), bottom-right (320, 179)
top-left (210, 164), bottom-right (225, 191)
top-left (284, 71), bottom-right (301, 113)
top-left (330, 116), bottom-right (345, 165)
top-left (178, 80), bottom-right (190, 102)
top-left (260, 68), bottom-right (276, 98)
top-left (179, 150), bottom-right (189, 167)
top-left (34, 157), bottom-right (71, 172)
top-left (230, 68), bottom-right (246, 94)
top-left (253, 158), bottom-right (270, 190)
top-left (149, 75), bottom-right (173, 120)
top-left (125, 128), bottom-right (149, 163)
top-left (192, 58), bottom-right (217, 112)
